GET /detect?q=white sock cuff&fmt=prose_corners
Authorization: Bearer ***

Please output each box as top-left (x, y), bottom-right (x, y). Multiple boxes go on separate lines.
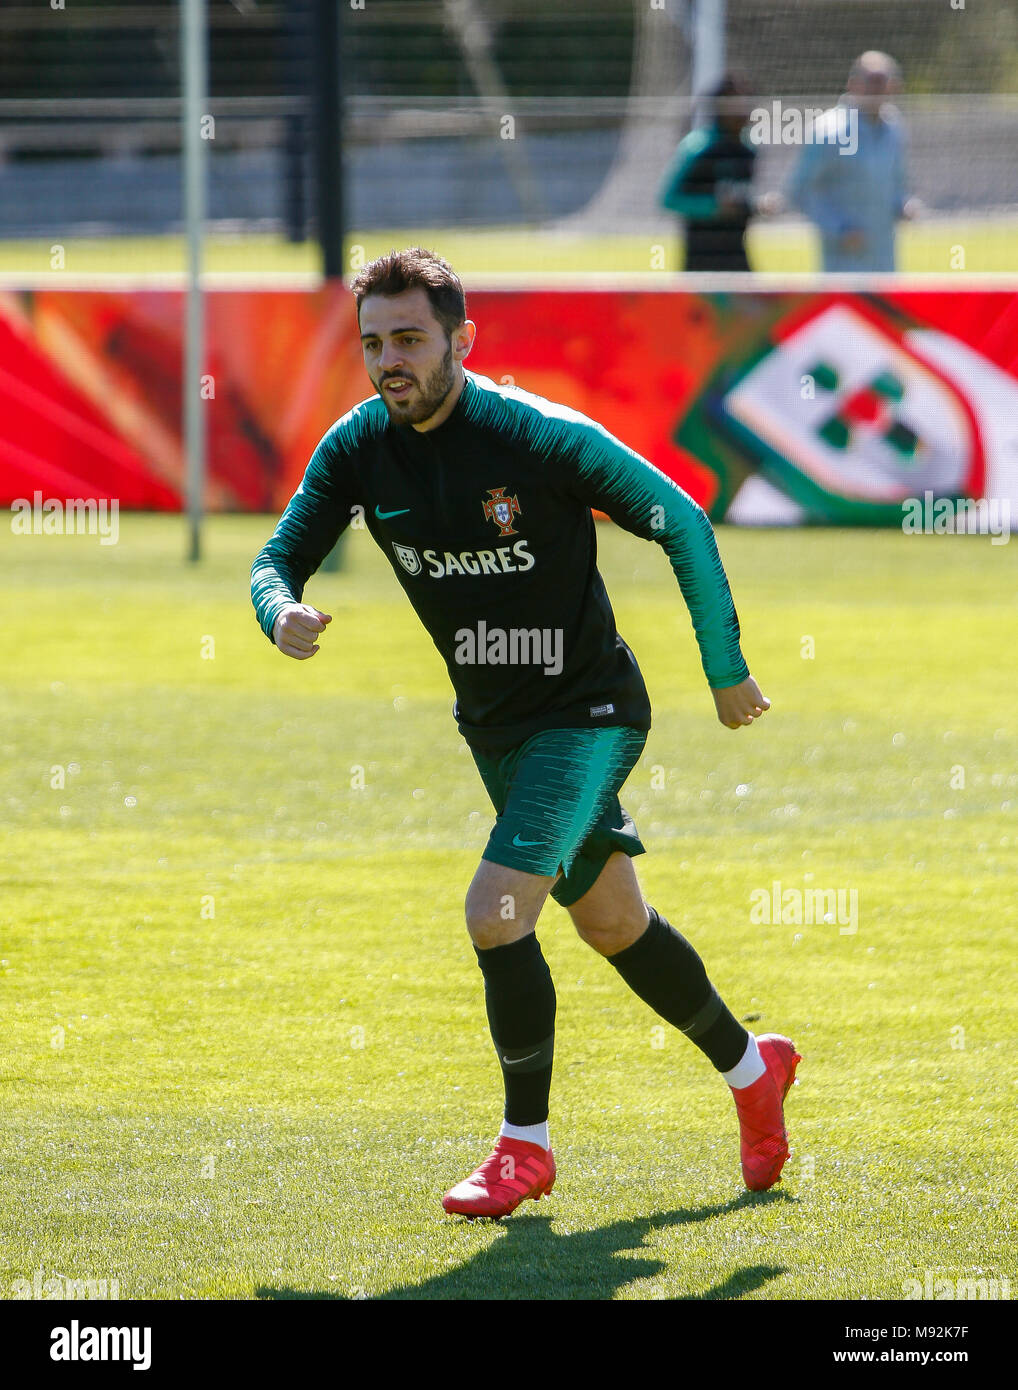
top-left (500, 1119), bottom-right (550, 1149)
top-left (722, 1033), bottom-right (767, 1089)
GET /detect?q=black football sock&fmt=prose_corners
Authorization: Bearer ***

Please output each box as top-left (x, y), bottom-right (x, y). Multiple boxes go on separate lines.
top-left (474, 933), bottom-right (556, 1127)
top-left (605, 906), bottom-right (749, 1072)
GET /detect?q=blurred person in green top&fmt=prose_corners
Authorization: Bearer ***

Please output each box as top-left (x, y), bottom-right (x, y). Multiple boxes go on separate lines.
top-left (659, 71), bottom-right (778, 272)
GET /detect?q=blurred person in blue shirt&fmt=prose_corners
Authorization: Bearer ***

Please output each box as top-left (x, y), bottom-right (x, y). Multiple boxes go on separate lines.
top-left (788, 51), bottom-right (920, 272)
top-left (659, 72), bottom-right (778, 272)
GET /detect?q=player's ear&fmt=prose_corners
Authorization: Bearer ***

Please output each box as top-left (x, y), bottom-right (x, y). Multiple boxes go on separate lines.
top-left (453, 319), bottom-right (476, 362)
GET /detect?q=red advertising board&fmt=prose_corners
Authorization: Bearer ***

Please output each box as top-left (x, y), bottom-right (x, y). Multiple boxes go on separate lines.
top-left (2, 285), bottom-right (1016, 523)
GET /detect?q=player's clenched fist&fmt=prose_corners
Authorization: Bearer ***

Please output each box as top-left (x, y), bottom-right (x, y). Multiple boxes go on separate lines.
top-left (710, 676), bottom-right (770, 729)
top-left (273, 603), bottom-right (332, 660)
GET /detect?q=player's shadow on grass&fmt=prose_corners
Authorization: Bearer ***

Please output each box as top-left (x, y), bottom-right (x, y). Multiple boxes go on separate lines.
top-left (257, 1189), bottom-right (791, 1301)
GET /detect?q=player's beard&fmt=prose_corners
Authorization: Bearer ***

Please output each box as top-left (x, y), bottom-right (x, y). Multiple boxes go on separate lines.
top-left (378, 343), bottom-right (456, 426)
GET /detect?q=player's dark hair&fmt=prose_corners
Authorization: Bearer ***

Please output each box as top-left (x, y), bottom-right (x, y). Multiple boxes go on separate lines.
top-left (351, 247), bottom-right (466, 339)
top-left (708, 69), bottom-right (751, 124)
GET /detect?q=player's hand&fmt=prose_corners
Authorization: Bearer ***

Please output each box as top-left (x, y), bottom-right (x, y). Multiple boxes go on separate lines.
top-left (273, 603), bottom-right (332, 660)
top-left (754, 190), bottom-right (784, 217)
top-left (716, 181), bottom-right (749, 214)
top-left (710, 676), bottom-right (770, 729)
top-left (839, 228), bottom-right (866, 255)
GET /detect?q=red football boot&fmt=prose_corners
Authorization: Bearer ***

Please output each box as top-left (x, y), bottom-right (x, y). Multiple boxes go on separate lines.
top-left (731, 1034), bottom-right (802, 1191)
top-left (442, 1136), bottom-right (556, 1219)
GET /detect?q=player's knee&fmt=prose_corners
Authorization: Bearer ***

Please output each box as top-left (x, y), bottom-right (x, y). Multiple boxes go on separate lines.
top-left (464, 888), bottom-right (519, 949)
top-left (573, 906), bottom-right (649, 957)
top-left (465, 860), bottom-right (552, 948)
top-left (465, 914), bottom-right (531, 950)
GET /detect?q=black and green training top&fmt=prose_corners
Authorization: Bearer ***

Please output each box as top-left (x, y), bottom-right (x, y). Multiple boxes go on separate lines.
top-left (250, 369), bottom-right (749, 754)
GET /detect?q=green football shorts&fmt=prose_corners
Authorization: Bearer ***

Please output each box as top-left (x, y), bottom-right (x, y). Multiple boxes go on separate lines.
top-left (468, 725), bottom-right (648, 907)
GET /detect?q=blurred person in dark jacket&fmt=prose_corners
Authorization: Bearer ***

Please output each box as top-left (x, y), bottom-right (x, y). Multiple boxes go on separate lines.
top-left (659, 72), bottom-right (778, 272)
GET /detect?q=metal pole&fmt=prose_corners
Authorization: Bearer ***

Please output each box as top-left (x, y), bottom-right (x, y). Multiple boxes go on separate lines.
top-left (283, 0), bottom-right (310, 243)
top-left (182, 0), bottom-right (207, 562)
top-left (314, 0), bottom-right (343, 278)
top-left (692, 0), bottom-right (726, 125)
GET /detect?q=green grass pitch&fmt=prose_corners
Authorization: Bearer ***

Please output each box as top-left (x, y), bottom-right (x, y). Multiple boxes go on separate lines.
top-left (1, 514), bottom-right (1014, 1300)
top-left (0, 218), bottom-right (1016, 275)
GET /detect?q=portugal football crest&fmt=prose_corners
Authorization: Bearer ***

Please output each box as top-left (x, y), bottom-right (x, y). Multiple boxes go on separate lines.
top-left (483, 487), bottom-right (522, 537)
top-left (683, 300), bottom-right (984, 526)
top-left (392, 542), bottom-right (421, 575)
